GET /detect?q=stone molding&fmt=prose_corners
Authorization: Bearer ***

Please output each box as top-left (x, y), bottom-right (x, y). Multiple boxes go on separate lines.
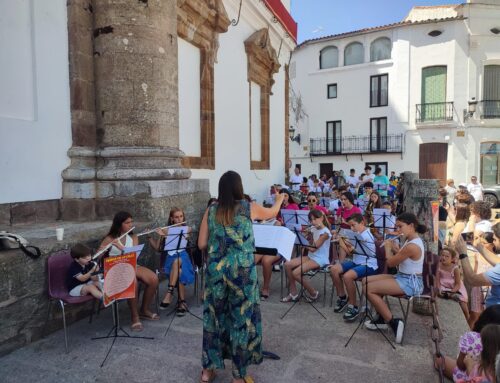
top-left (244, 28), bottom-right (280, 170)
top-left (177, 0), bottom-right (230, 169)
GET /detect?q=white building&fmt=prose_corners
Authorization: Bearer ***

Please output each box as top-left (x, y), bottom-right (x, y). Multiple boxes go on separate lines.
top-left (289, 0), bottom-right (500, 186)
top-left (0, 0), bottom-right (296, 217)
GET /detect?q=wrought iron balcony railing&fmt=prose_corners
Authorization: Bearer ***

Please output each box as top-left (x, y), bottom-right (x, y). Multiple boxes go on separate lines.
top-left (310, 134), bottom-right (404, 156)
top-left (416, 102), bottom-right (454, 123)
top-left (478, 100), bottom-right (500, 119)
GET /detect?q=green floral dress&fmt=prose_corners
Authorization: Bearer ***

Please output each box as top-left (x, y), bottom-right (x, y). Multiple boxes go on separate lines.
top-left (202, 200), bottom-right (263, 379)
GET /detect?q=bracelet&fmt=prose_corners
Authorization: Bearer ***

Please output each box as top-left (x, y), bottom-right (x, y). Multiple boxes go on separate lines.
top-left (459, 253), bottom-right (468, 260)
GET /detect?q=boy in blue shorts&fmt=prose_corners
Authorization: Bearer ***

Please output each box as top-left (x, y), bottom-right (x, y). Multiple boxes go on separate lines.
top-left (330, 213), bottom-right (377, 321)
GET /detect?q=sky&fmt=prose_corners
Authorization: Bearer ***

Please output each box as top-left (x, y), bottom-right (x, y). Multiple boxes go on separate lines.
top-left (290, 0), bottom-right (463, 43)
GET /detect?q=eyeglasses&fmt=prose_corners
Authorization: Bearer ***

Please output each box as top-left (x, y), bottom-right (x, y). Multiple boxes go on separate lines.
top-left (307, 199), bottom-right (317, 203)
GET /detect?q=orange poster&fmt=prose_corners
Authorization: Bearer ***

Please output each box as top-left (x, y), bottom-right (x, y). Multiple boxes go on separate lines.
top-left (103, 252), bottom-right (137, 307)
top-left (431, 201), bottom-right (439, 242)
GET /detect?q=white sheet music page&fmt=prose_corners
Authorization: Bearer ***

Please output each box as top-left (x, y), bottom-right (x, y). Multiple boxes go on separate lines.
top-left (253, 224), bottom-right (296, 261)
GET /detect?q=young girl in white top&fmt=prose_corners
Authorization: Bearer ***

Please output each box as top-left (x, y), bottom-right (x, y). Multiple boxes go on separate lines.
top-left (363, 212), bottom-right (427, 344)
top-left (281, 209), bottom-right (332, 303)
top-left (99, 211), bottom-right (159, 332)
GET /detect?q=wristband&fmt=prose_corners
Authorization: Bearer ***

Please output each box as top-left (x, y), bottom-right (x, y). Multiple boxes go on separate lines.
top-left (459, 253), bottom-right (468, 260)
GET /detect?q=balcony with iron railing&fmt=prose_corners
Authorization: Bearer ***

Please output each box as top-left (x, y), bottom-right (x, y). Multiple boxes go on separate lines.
top-left (416, 102), bottom-right (454, 123)
top-left (310, 134), bottom-right (404, 156)
top-left (477, 100), bottom-right (500, 119)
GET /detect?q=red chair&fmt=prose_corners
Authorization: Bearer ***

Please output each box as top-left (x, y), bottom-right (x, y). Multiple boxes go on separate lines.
top-left (47, 250), bottom-right (97, 352)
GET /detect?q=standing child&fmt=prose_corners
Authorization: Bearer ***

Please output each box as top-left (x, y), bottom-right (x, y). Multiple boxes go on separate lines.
top-left (436, 247), bottom-right (470, 323)
top-left (149, 207), bottom-right (195, 316)
top-left (66, 244), bottom-right (103, 300)
top-left (281, 209), bottom-right (331, 302)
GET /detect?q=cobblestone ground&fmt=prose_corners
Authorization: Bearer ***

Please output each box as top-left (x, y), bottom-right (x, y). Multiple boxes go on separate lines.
top-left (0, 273), bottom-right (466, 383)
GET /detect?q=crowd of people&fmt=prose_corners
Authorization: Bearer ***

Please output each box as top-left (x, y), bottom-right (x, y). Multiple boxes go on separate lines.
top-left (64, 166), bottom-right (498, 383)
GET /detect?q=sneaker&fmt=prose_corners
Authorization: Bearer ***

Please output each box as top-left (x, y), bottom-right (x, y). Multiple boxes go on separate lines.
top-left (343, 305), bottom-right (359, 322)
top-left (364, 315), bottom-right (388, 330)
top-left (334, 296), bottom-right (348, 313)
top-left (389, 318), bottom-right (405, 344)
top-left (272, 264), bottom-right (281, 272)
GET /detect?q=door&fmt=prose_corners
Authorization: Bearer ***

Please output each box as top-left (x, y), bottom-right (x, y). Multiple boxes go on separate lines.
top-left (419, 143), bottom-right (448, 181)
top-left (421, 66), bottom-right (447, 121)
top-left (319, 163), bottom-right (333, 180)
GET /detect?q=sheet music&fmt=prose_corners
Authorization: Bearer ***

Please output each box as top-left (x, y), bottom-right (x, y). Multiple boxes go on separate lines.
top-left (164, 226), bottom-right (189, 252)
top-left (372, 208), bottom-right (396, 229)
top-left (280, 209), bottom-right (310, 229)
top-left (253, 224), bottom-right (296, 261)
top-left (339, 228), bottom-right (356, 245)
top-left (123, 244), bottom-right (145, 260)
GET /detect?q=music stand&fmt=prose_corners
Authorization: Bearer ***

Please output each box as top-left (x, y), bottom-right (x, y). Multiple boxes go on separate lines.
top-left (281, 209), bottom-right (309, 228)
top-left (92, 248), bottom-right (154, 367)
top-left (372, 209), bottom-right (396, 238)
top-left (280, 226), bottom-right (327, 320)
top-left (161, 228), bottom-right (202, 336)
top-left (343, 234), bottom-right (395, 349)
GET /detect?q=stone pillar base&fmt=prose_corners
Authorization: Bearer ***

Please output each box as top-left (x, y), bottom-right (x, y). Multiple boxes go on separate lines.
top-left (94, 178), bottom-right (209, 222)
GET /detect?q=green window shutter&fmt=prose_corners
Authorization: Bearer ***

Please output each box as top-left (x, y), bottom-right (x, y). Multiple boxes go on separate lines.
top-left (421, 66), bottom-right (447, 120)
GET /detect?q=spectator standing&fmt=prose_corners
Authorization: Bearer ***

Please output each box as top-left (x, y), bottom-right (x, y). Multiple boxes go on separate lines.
top-left (362, 166), bottom-right (375, 185)
top-left (445, 179), bottom-right (457, 205)
top-left (345, 168), bottom-right (359, 195)
top-left (289, 167), bottom-right (302, 191)
top-left (373, 167), bottom-right (390, 198)
top-left (468, 176), bottom-right (484, 201)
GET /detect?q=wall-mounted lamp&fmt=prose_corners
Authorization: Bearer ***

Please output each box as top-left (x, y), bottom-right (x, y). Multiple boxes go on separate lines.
top-left (289, 127), bottom-right (301, 145)
top-left (463, 99), bottom-right (477, 121)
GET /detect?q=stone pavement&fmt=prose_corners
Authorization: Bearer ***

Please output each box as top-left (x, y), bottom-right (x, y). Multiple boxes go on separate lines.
top-left (0, 275), bottom-right (467, 383)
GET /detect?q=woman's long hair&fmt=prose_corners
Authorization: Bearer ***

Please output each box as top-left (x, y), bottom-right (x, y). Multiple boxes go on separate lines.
top-left (479, 325), bottom-right (500, 380)
top-left (107, 211), bottom-right (132, 238)
top-left (216, 171), bottom-right (245, 226)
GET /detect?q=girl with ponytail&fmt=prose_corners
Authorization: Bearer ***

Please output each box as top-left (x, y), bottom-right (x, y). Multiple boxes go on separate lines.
top-left (363, 212), bottom-right (427, 344)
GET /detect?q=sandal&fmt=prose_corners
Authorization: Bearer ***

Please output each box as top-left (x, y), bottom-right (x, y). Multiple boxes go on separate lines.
top-left (280, 293), bottom-right (299, 303)
top-left (160, 285), bottom-right (175, 309)
top-left (130, 322), bottom-right (144, 332)
top-left (176, 300), bottom-right (188, 317)
top-left (260, 292), bottom-right (269, 300)
top-left (200, 369), bottom-right (216, 383)
top-left (304, 290), bottom-right (319, 303)
top-left (139, 312), bottom-right (160, 321)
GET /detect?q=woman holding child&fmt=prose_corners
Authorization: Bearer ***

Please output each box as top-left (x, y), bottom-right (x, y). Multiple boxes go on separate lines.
top-left (99, 211), bottom-right (159, 332)
top-left (198, 170), bottom-right (284, 383)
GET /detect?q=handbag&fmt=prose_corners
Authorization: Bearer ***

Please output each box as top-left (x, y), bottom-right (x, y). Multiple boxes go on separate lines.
top-left (0, 231), bottom-right (41, 259)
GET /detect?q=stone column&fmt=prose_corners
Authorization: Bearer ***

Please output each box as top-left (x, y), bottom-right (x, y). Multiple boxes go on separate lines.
top-left (90, 0), bottom-right (208, 220)
top-left (402, 172), bottom-right (439, 255)
top-left (61, 0), bottom-right (98, 220)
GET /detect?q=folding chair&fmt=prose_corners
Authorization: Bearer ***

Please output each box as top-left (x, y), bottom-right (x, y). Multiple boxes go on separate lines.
top-left (392, 250), bottom-right (438, 345)
top-left (47, 250), bottom-right (97, 353)
top-left (303, 265), bottom-right (331, 306)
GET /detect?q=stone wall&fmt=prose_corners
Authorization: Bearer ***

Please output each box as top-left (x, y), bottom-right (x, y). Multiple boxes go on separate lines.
top-left (0, 188), bottom-right (209, 357)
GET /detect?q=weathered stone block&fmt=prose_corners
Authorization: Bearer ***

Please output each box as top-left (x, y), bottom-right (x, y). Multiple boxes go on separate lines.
top-left (60, 199), bottom-right (96, 221)
top-left (0, 204), bottom-right (11, 226)
top-left (10, 203), bottom-right (37, 225)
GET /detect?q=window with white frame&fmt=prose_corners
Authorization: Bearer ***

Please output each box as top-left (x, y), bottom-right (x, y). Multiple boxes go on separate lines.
top-left (344, 42), bottom-right (364, 66)
top-left (320, 46), bottom-right (338, 69)
top-left (370, 37), bottom-right (391, 61)
top-left (370, 74), bottom-right (388, 107)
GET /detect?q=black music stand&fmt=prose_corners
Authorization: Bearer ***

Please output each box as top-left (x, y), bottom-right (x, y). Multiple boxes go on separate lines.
top-left (280, 227), bottom-right (326, 320)
top-left (372, 209), bottom-right (396, 239)
top-left (92, 250), bottom-right (154, 367)
top-left (343, 235), bottom-right (395, 349)
top-left (161, 229), bottom-right (202, 337)
top-left (281, 209), bottom-right (309, 228)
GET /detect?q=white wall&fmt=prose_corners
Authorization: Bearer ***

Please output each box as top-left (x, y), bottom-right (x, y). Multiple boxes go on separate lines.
top-left (290, 6), bottom-right (500, 184)
top-left (178, 38), bottom-right (201, 157)
top-left (0, 0), bottom-right (71, 203)
top-left (188, 0), bottom-right (295, 202)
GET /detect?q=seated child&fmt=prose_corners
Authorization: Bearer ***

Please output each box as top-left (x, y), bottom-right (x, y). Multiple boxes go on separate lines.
top-left (436, 247), bottom-right (469, 323)
top-left (330, 213), bottom-right (377, 321)
top-left (281, 209), bottom-right (331, 303)
top-left (66, 244), bottom-right (102, 299)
